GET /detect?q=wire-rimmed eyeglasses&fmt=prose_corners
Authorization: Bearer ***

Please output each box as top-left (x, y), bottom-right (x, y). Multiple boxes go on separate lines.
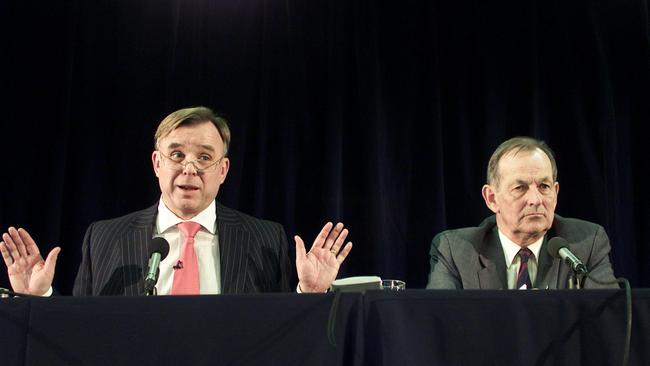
top-left (158, 150), bottom-right (225, 173)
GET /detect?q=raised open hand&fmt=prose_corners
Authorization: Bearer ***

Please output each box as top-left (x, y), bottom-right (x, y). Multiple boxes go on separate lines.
top-left (295, 222), bottom-right (353, 293)
top-left (0, 227), bottom-right (60, 295)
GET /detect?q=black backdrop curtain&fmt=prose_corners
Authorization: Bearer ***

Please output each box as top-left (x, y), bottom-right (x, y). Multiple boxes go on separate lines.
top-left (1, 0), bottom-right (648, 294)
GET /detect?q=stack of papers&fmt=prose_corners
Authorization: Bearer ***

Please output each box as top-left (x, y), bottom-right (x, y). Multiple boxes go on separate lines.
top-left (330, 276), bottom-right (382, 293)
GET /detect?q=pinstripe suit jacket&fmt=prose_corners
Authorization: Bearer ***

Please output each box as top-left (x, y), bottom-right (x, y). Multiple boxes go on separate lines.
top-left (72, 202), bottom-right (292, 296)
top-left (426, 214), bottom-right (618, 289)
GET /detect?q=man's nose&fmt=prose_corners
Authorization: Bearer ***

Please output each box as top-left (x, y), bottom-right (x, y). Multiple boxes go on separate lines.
top-left (181, 161), bottom-right (199, 175)
top-left (526, 187), bottom-right (543, 205)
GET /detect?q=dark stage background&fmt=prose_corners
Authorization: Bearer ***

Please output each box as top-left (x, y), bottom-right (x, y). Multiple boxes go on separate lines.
top-left (1, 0), bottom-right (648, 294)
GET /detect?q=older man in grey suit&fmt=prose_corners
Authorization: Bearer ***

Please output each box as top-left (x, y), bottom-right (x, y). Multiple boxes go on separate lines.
top-left (427, 136), bottom-right (617, 290)
top-left (2, 106), bottom-right (353, 296)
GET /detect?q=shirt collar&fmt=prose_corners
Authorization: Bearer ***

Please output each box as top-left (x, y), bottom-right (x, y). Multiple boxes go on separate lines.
top-left (156, 198), bottom-right (217, 235)
top-left (498, 229), bottom-right (543, 265)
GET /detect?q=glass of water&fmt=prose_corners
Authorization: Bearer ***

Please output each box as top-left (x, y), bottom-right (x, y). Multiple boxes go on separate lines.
top-left (380, 279), bottom-right (406, 290)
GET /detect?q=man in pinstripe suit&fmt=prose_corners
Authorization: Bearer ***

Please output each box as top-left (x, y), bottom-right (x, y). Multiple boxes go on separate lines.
top-left (1, 107), bottom-right (353, 296)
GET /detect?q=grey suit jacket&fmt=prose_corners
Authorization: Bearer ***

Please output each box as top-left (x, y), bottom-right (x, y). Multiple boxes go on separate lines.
top-left (426, 214), bottom-right (617, 289)
top-left (72, 202), bottom-right (292, 296)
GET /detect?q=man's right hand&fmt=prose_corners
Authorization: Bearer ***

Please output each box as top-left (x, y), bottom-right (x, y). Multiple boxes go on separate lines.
top-left (0, 227), bottom-right (60, 296)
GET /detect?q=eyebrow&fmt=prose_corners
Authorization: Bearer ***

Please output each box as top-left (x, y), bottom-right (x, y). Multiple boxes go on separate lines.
top-left (512, 176), bottom-right (553, 186)
top-left (165, 142), bottom-right (216, 152)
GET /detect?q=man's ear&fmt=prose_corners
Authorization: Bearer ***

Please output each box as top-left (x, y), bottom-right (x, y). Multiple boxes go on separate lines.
top-left (219, 157), bottom-right (230, 184)
top-left (152, 151), bottom-right (161, 177)
top-left (482, 184), bottom-right (499, 214)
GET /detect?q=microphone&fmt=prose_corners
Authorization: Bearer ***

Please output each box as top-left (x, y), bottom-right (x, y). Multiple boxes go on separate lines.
top-left (0, 287), bottom-right (41, 298)
top-left (547, 237), bottom-right (588, 275)
top-left (143, 237), bottom-right (170, 295)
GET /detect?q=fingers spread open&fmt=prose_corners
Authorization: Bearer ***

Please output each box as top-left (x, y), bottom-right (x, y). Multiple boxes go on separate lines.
top-left (294, 235), bottom-right (307, 260)
top-left (324, 222), bottom-right (344, 249)
top-left (8, 227), bottom-right (28, 258)
top-left (18, 228), bottom-right (40, 257)
top-left (336, 242), bottom-right (353, 264)
top-left (312, 222), bottom-right (333, 250)
top-left (2, 231), bottom-right (20, 261)
top-left (0, 242), bottom-right (14, 266)
top-left (330, 228), bottom-right (349, 254)
top-left (44, 247), bottom-right (61, 272)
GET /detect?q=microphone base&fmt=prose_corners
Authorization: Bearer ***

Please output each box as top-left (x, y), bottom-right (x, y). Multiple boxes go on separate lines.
top-left (567, 273), bottom-right (586, 289)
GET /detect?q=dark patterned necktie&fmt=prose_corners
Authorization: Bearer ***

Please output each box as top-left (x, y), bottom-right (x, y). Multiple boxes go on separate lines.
top-left (516, 248), bottom-right (533, 290)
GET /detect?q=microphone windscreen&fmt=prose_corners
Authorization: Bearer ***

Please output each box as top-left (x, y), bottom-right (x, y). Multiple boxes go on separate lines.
top-left (547, 237), bottom-right (568, 259)
top-left (150, 237), bottom-right (170, 260)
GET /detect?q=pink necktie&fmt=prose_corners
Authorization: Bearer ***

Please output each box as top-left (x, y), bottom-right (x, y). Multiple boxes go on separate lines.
top-left (171, 221), bottom-right (202, 295)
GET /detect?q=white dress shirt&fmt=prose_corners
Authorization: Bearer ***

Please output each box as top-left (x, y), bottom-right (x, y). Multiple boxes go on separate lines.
top-left (154, 199), bottom-right (221, 295)
top-left (498, 230), bottom-right (543, 290)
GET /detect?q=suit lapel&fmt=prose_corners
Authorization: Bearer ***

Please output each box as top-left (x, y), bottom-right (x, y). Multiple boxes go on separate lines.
top-left (216, 203), bottom-right (251, 294)
top-left (536, 228), bottom-right (561, 289)
top-left (476, 227), bottom-right (507, 289)
top-left (120, 204), bottom-right (157, 296)
top-left (114, 202), bottom-right (254, 295)
top-left (471, 215), bottom-right (567, 290)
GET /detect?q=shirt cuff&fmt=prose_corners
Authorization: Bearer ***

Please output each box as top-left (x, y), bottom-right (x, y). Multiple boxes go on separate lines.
top-left (296, 283), bottom-right (328, 293)
top-left (42, 287), bottom-right (53, 297)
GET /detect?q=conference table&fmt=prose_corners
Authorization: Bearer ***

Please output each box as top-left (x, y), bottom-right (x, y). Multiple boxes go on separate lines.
top-left (1, 289), bottom-right (648, 365)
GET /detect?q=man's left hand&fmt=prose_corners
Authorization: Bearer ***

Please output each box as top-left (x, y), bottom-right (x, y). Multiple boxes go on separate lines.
top-left (295, 222), bottom-right (353, 293)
